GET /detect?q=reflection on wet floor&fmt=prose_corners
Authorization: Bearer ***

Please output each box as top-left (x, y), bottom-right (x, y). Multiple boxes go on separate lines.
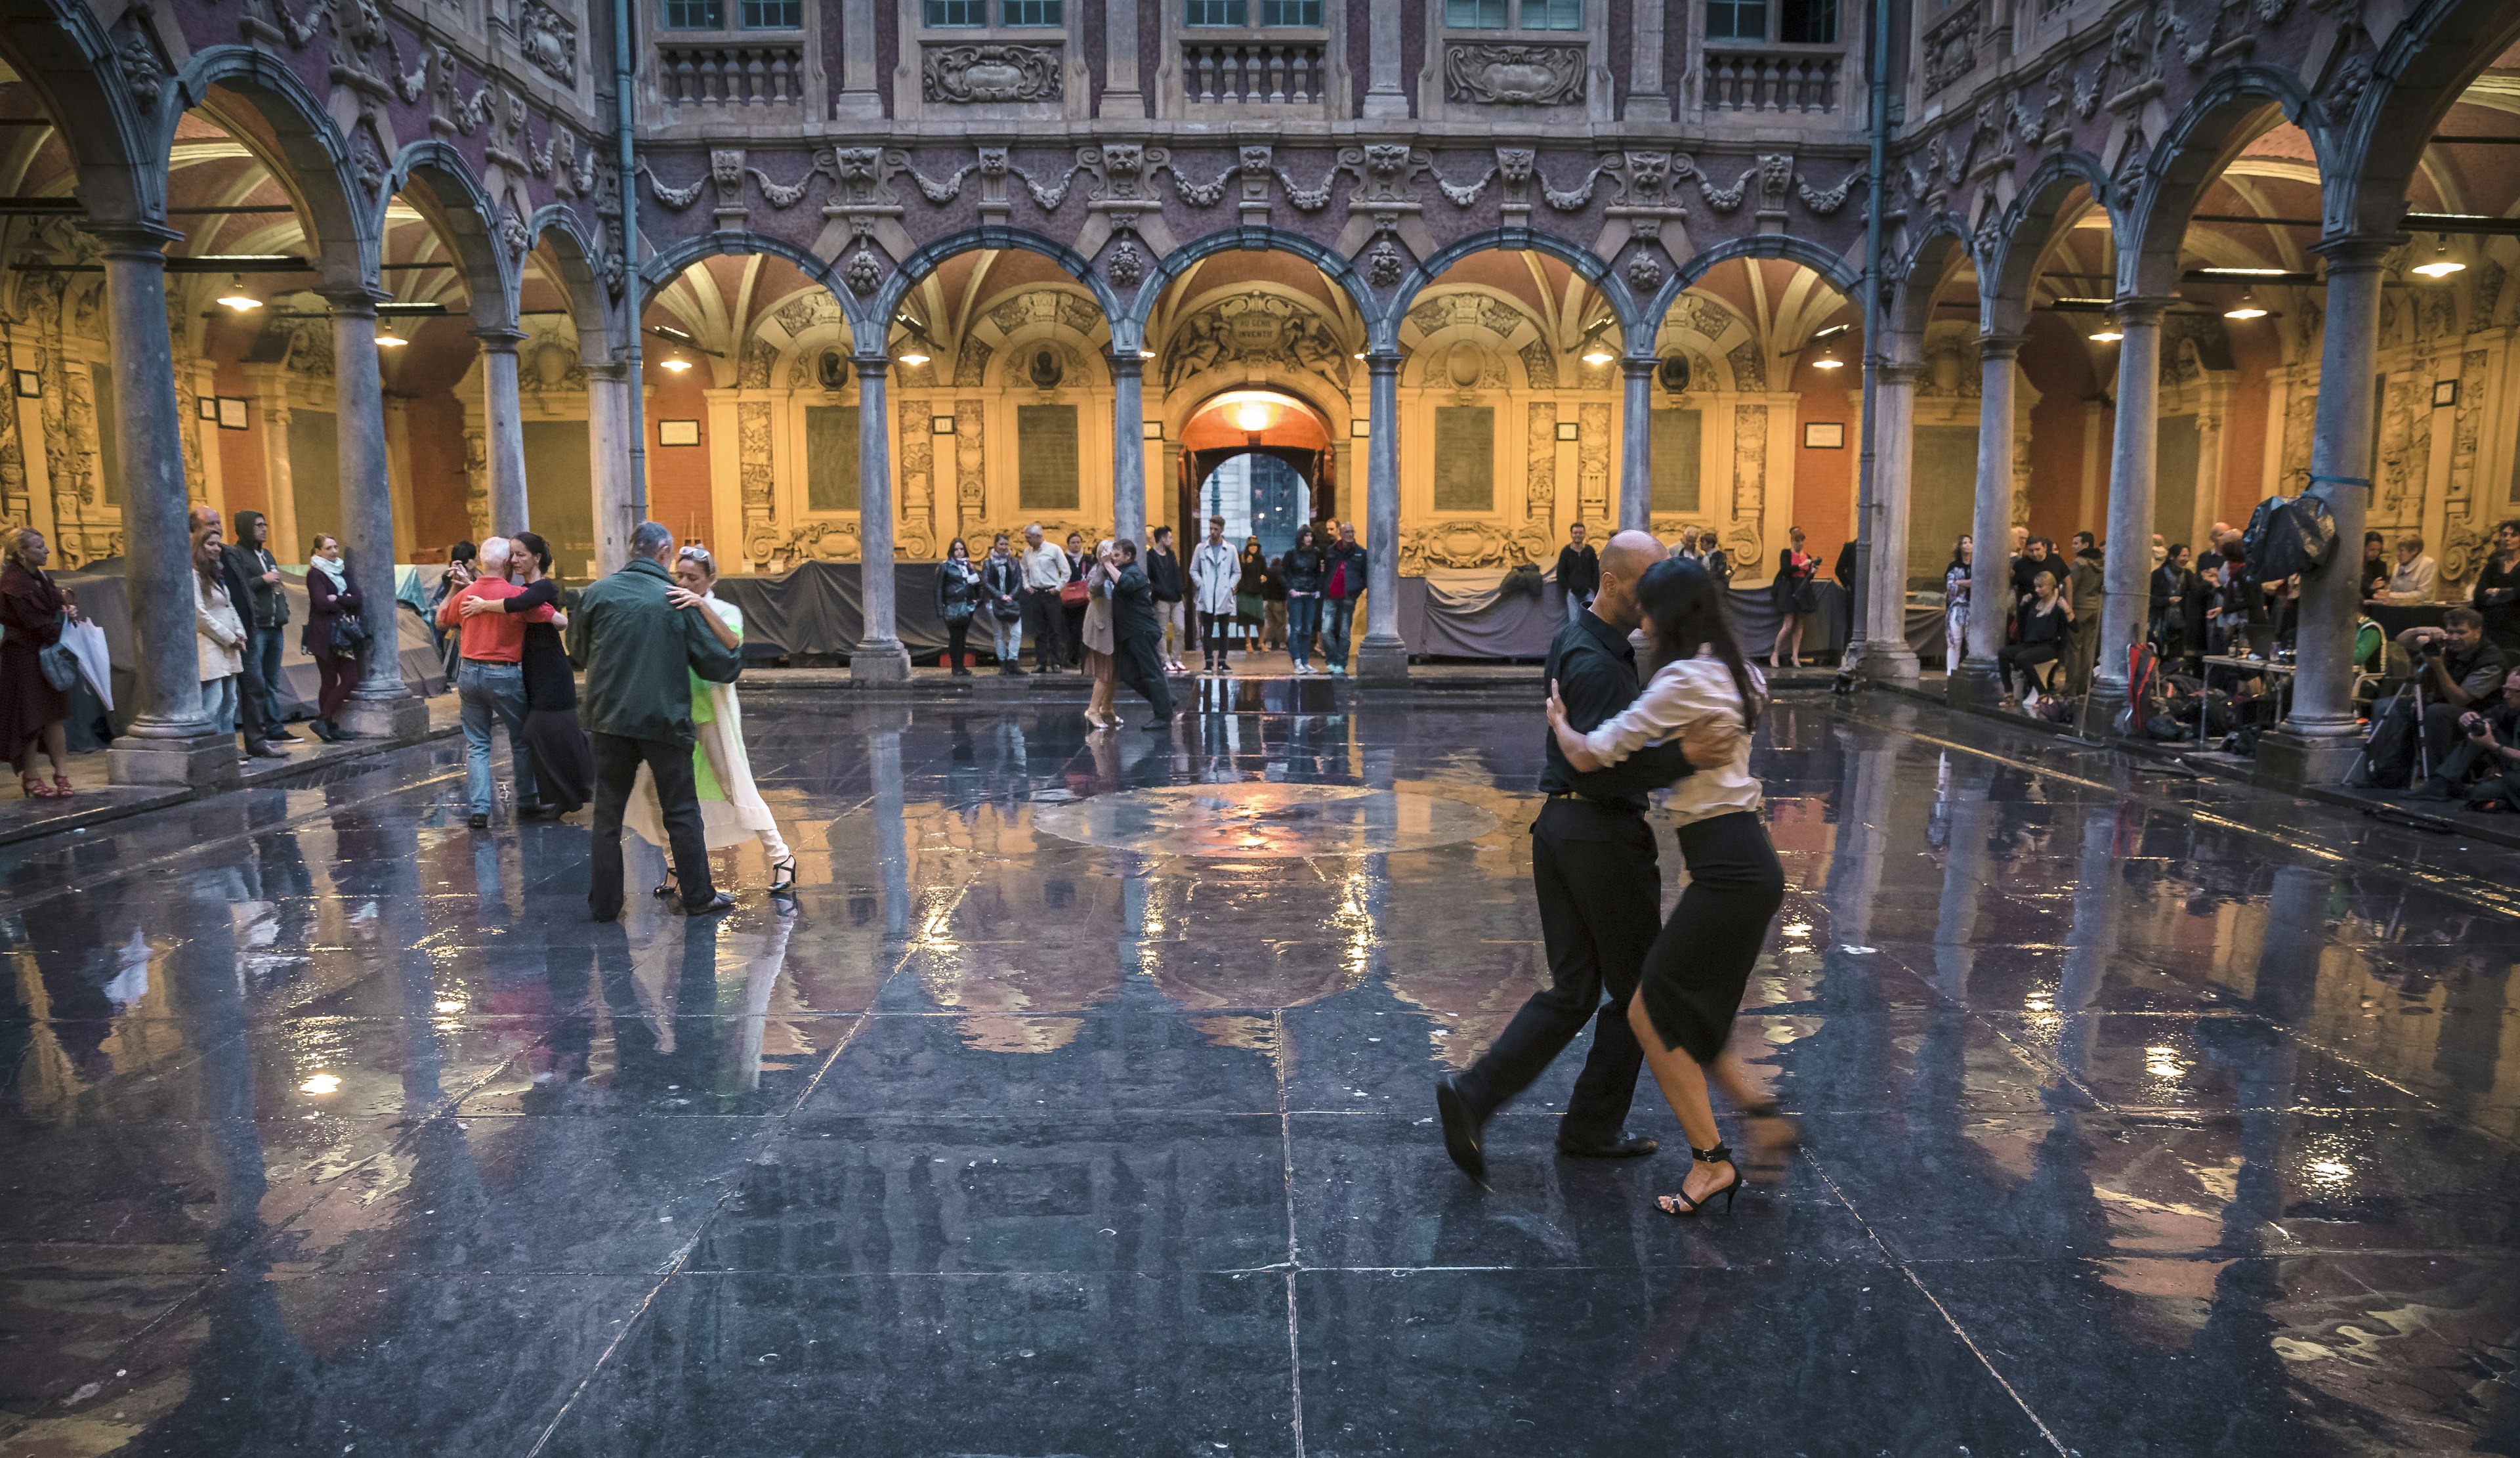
top-left (2, 693), bottom-right (2518, 1455)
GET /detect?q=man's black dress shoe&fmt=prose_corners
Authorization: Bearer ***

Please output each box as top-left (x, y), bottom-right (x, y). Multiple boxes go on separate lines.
top-left (1435, 1076), bottom-right (1487, 1185)
top-left (1557, 1132), bottom-right (1660, 1159)
top-left (677, 890), bottom-right (736, 917)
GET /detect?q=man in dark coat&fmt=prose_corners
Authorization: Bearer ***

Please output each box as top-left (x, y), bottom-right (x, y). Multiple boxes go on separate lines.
top-left (2065, 531), bottom-right (2104, 695)
top-left (570, 520), bottom-right (745, 920)
top-left (1554, 521), bottom-right (1599, 625)
top-left (228, 509), bottom-right (294, 740)
top-left (1106, 539), bottom-right (1177, 729)
top-left (196, 504), bottom-right (284, 758)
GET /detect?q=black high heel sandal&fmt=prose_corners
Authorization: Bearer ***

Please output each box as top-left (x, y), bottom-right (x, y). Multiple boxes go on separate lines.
top-left (1655, 1142), bottom-right (1742, 1218)
top-left (768, 856), bottom-right (797, 897)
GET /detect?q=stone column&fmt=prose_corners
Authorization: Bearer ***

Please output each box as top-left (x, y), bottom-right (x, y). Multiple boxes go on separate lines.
top-left (852, 354), bottom-right (911, 681)
top-left (1111, 351), bottom-right (1146, 546)
top-left (327, 291), bottom-right (429, 739)
top-left (1861, 360), bottom-right (1922, 685)
top-left (1618, 355), bottom-right (1654, 533)
top-left (382, 395), bottom-right (416, 555)
top-left (474, 326), bottom-right (530, 536)
top-left (1628, 1), bottom-right (1670, 121)
top-left (2087, 297), bottom-right (2172, 731)
top-left (1100, 0), bottom-right (1144, 116)
top-left (1356, 352), bottom-right (1408, 681)
top-left (2260, 239), bottom-right (2394, 788)
top-left (1362, 0), bottom-right (1406, 117)
top-left (587, 362), bottom-right (634, 574)
top-left (94, 222), bottom-right (234, 789)
top-left (1952, 334), bottom-right (2024, 708)
top-left (835, 0), bottom-right (881, 118)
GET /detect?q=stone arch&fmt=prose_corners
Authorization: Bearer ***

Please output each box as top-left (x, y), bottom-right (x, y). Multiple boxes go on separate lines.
top-left (2340, 0), bottom-right (2520, 238)
top-left (1889, 211), bottom-right (1978, 356)
top-left (165, 46), bottom-right (376, 289)
top-left (529, 204), bottom-right (615, 367)
top-left (1651, 233), bottom-right (1865, 328)
top-left (2120, 66), bottom-right (2325, 299)
top-left (0, 0), bottom-right (153, 221)
top-left (640, 230), bottom-right (848, 326)
top-left (1396, 285), bottom-right (1557, 392)
top-left (1136, 226), bottom-right (1377, 350)
top-left (1387, 228), bottom-right (1624, 353)
top-left (1650, 291), bottom-right (1763, 394)
top-left (389, 138), bottom-right (518, 329)
top-left (870, 226), bottom-right (1123, 353)
top-left (1984, 152), bottom-right (2116, 337)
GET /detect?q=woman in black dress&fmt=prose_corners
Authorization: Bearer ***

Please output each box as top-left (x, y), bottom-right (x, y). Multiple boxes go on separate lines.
top-left (935, 537), bottom-right (980, 675)
top-left (467, 532), bottom-right (591, 815)
top-left (1236, 538), bottom-right (1269, 653)
top-left (1768, 526), bottom-right (1821, 669)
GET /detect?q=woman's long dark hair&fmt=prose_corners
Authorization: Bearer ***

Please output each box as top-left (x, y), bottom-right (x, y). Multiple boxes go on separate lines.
top-left (514, 530), bottom-right (554, 575)
top-left (1635, 555), bottom-right (1763, 727)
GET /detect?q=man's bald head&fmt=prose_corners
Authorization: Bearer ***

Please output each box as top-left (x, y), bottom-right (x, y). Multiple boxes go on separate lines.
top-left (1589, 530), bottom-right (1668, 631)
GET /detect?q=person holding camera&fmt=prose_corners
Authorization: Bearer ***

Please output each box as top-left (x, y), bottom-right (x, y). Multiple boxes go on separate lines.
top-left (2413, 670), bottom-right (2520, 807)
top-left (2396, 607), bottom-right (2511, 773)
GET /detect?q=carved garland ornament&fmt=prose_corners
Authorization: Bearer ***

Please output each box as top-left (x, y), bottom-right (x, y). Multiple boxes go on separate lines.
top-left (923, 44), bottom-right (1062, 104)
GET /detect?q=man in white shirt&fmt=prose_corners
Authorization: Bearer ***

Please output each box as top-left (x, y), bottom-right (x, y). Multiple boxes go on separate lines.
top-left (2380, 534), bottom-right (2440, 605)
top-left (1188, 515), bottom-right (1240, 674)
top-left (1018, 523), bottom-right (1070, 672)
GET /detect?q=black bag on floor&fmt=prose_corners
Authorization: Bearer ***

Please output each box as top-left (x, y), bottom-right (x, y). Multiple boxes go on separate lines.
top-left (2350, 697), bottom-right (2418, 788)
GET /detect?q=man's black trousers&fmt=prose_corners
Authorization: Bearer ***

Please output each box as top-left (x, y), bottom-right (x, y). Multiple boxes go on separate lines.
top-left (1454, 796), bottom-right (1661, 1144)
top-left (589, 731), bottom-right (716, 920)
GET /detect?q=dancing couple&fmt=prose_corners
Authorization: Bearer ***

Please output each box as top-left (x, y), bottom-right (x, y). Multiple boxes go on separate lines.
top-left (1437, 530), bottom-right (1794, 1216)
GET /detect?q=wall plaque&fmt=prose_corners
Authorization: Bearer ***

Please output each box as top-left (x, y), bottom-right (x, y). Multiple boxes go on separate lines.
top-left (1431, 405), bottom-right (1494, 512)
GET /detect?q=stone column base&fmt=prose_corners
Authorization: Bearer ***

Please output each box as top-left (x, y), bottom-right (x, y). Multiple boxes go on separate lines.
top-left (850, 639), bottom-right (914, 683)
top-left (1855, 643), bottom-right (1921, 689)
top-left (110, 730), bottom-right (240, 790)
top-left (1354, 636), bottom-right (1409, 684)
top-left (2252, 725), bottom-right (2365, 792)
top-left (339, 690), bottom-right (430, 740)
top-left (1948, 660), bottom-right (2004, 710)
top-left (2082, 685), bottom-right (2128, 740)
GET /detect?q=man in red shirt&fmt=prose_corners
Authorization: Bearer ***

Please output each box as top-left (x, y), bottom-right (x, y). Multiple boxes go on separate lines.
top-left (436, 536), bottom-right (549, 828)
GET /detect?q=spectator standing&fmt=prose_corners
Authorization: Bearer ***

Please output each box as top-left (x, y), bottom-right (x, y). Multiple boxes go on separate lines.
top-left (1280, 525), bottom-right (1328, 674)
top-left (2065, 530), bottom-right (2105, 695)
top-left (2151, 543), bottom-right (2198, 669)
top-left (1323, 520), bottom-right (1368, 675)
top-left (1706, 547), bottom-right (1734, 588)
top-left (1145, 525), bottom-right (1189, 673)
top-left (1943, 536), bottom-right (1973, 668)
top-left (436, 536), bottom-right (542, 829)
top-left (2472, 519), bottom-right (2520, 652)
top-left (198, 505), bottom-right (284, 758)
top-left (1190, 516), bottom-right (1239, 672)
top-left (1018, 523), bottom-right (1070, 673)
top-left (303, 534), bottom-right (368, 744)
top-left (462, 532), bottom-right (590, 816)
top-left (935, 536), bottom-right (980, 676)
top-left (572, 521), bottom-right (745, 920)
top-left (981, 532), bottom-right (1025, 674)
top-left (429, 541), bottom-right (477, 684)
top-left (1556, 521), bottom-right (1599, 626)
top-left (1236, 538), bottom-right (1268, 653)
top-left (2380, 536), bottom-right (2440, 604)
top-left (1260, 547), bottom-right (1290, 653)
top-left (1768, 526), bottom-right (1821, 669)
top-left (1060, 530), bottom-right (1091, 666)
top-left (1080, 539), bottom-right (1120, 730)
top-left (1106, 538), bottom-right (1177, 729)
top-left (0, 528), bottom-right (74, 798)
top-left (194, 520), bottom-right (247, 744)
top-left (227, 510), bottom-right (294, 740)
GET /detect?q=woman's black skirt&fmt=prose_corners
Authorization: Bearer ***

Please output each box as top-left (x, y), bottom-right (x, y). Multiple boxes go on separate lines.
top-left (523, 708), bottom-right (595, 813)
top-left (1637, 810), bottom-right (1786, 1063)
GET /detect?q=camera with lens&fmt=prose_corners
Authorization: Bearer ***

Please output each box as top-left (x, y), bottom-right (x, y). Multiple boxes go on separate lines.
top-left (2420, 634), bottom-right (2448, 658)
top-left (2464, 711), bottom-right (2493, 740)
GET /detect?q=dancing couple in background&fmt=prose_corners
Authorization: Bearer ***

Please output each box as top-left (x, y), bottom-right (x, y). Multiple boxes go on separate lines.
top-left (1438, 532), bottom-right (1795, 1217)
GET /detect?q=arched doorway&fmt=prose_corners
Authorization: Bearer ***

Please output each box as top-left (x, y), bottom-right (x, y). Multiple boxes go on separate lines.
top-left (1177, 386), bottom-right (1333, 554)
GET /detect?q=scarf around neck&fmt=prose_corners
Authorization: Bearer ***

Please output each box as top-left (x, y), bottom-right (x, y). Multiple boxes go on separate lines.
top-left (310, 554), bottom-right (348, 591)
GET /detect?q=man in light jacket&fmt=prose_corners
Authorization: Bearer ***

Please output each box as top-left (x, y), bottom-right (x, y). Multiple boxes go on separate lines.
top-left (1018, 523), bottom-right (1070, 674)
top-left (1188, 515), bottom-right (1240, 674)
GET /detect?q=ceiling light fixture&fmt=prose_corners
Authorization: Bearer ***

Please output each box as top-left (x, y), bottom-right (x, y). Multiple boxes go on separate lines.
top-left (2190, 266), bottom-right (2290, 278)
top-left (1234, 400), bottom-right (1272, 433)
top-left (216, 274), bottom-right (261, 312)
top-left (375, 322), bottom-right (406, 348)
top-left (897, 349), bottom-right (931, 366)
top-left (2412, 236), bottom-right (2466, 279)
top-left (1811, 336), bottom-right (1845, 370)
top-left (2223, 290), bottom-right (2268, 320)
top-left (2090, 328), bottom-right (2124, 343)
top-left (658, 351), bottom-right (693, 373)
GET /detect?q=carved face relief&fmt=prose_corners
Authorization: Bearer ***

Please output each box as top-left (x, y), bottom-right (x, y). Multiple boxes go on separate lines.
top-left (976, 146), bottom-right (1009, 177)
top-left (833, 148), bottom-right (881, 182)
top-left (711, 149), bottom-right (745, 188)
top-left (1240, 144), bottom-right (1273, 175)
top-left (1364, 144), bottom-right (1410, 179)
top-left (1624, 152), bottom-right (1672, 202)
top-left (1496, 146), bottom-right (1536, 184)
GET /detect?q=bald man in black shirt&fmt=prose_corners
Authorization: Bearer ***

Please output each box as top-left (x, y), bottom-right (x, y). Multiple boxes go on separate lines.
top-left (1437, 529), bottom-right (1736, 1182)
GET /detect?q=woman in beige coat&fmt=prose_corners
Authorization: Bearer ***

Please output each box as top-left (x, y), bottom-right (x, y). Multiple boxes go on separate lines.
top-left (1081, 538), bottom-right (1120, 730)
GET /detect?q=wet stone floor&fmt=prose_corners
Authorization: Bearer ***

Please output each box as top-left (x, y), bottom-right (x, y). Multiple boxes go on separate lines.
top-left (1, 692), bottom-right (2517, 1457)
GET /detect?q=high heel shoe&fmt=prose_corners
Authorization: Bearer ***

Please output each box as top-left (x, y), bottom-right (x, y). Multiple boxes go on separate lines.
top-left (768, 856), bottom-right (797, 897)
top-left (1738, 1100), bottom-right (1803, 1181)
top-left (1654, 1141), bottom-right (1742, 1217)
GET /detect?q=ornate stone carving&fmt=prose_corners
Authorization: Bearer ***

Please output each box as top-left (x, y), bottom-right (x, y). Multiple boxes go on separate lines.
top-left (116, 27), bottom-right (163, 110)
top-left (1728, 340), bottom-right (1767, 393)
top-left (1922, 2), bottom-right (1980, 96)
top-left (747, 163), bottom-right (818, 209)
top-left (1396, 519), bottom-right (1555, 574)
top-left (517, 0), bottom-right (576, 85)
top-left (1696, 163), bottom-right (1754, 214)
top-left (954, 400), bottom-right (987, 522)
top-left (463, 429), bottom-right (490, 542)
top-left (1577, 402), bottom-right (1610, 522)
top-left (1404, 294), bottom-right (1528, 340)
top-left (1526, 402), bottom-right (1557, 519)
top-left (844, 247), bottom-right (883, 296)
top-left (1106, 240), bottom-right (1147, 288)
top-left (1366, 240), bottom-right (1407, 289)
top-left (1797, 170), bottom-right (1861, 215)
top-left (1161, 291), bottom-right (1351, 394)
top-left (1442, 42), bottom-right (1587, 106)
top-left (737, 337), bottom-right (778, 391)
top-left (1732, 403), bottom-right (1769, 529)
top-left (1519, 341), bottom-right (1557, 391)
top-left (1626, 255), bottom-right (1664, 295)
top-left (643, 161), bottom-right (707, 211)
top-left (923, 44), bottom-right (1062, 104)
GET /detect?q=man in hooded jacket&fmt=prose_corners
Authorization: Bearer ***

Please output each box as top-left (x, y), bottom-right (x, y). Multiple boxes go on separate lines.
top-left (226, 509), bottom-right (297, 742)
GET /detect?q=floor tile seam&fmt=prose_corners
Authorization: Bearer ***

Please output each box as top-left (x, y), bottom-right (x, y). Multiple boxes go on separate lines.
top-left (1797, 1146), bottom-right (2075, 1457)
top-left (2278, 1028), bottom-right (2520, 1151)
top-left (1275, 1008), bottom-right (1308, 1458)
top-left (0, 764), bottom-right (467, 922)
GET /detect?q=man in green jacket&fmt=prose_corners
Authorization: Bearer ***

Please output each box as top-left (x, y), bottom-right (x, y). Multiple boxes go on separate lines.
top-left (570, 520), bottom-right (744, 920)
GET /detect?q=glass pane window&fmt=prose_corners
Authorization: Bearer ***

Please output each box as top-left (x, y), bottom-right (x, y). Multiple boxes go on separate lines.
top-left (1778, 0), bottom-right (1835, 41)
top-left (923, 0), bottom-right (984, 23)
top-left (739, 0), bottom-right (799, 26)
top-left (1260, 0), bottom-right (1322, 22)
top-left (1445, 0), bottom-right (1507, 26)
top-left (663, 0), bottom-right (723, 29)
top-left (1521, 0), bottom-right (1581, 28)
top-left (1001, 0), bottom-right (1061, 22)
top-left (1185, 0), bottom-right (1246, 24)
top-left (1705, 0), bottom-right (1765, 39)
